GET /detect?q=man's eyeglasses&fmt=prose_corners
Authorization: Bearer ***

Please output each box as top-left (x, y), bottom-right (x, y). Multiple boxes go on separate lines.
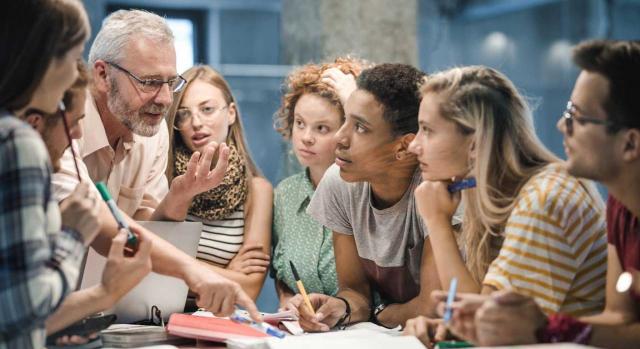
top-left (561, 101), bottom-right (619, 136)
top-left (173, 105), bottom-right (229, 130)
top-left (106, 62), bottom-right (186, 94)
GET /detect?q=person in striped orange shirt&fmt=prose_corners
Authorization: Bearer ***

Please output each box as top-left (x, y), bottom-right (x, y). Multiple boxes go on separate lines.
top-left (424, 40), bottom-right (640, 349)
top-left (403, 66), bottom-right (607, 346)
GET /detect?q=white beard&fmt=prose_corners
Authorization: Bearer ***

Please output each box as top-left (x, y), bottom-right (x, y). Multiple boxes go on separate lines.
top-left (107, 78), bottom-right (165, 137)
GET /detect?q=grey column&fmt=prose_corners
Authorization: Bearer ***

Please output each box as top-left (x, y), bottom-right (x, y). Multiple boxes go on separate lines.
top-left (282, 0), bottom-right (418, 65)
top-left (279, 0), bottom-right (418, 178)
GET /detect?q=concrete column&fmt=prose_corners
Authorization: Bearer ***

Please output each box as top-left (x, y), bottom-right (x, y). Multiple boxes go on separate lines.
top-left (282, 0), bottom-right (418, 65)
top-left (279, 0), bottom-right (418, 178)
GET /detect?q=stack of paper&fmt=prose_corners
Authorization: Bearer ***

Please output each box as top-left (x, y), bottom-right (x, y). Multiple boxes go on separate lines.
top-left (100, 324), bottom-right (191, 348)
top-left (227, 329), bottom-right (425, 349)
top-left (192, 310), bottom-right (297, 325)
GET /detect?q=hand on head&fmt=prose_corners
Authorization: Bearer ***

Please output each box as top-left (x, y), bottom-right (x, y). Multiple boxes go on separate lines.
top-left (321, 68), bottom-right (357, 106)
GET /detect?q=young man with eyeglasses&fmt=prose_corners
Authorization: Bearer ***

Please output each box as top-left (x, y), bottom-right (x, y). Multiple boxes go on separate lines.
top-left (423, 40), bottom-right (640, 348)
top-left (18, 63), bottom-right (154, 346)
top-left (52, 9), bottom-right (260, 319)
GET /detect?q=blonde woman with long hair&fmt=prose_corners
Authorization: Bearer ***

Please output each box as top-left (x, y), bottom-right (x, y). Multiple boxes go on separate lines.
top-left (404, 66), bottom-right (608, 345)
top-left (166, 65), bottom-right (272, 301)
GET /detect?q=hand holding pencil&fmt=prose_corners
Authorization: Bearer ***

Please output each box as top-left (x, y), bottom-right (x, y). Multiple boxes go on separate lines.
top-left (293, 293), bottom-right (349, 332)
top-left (289, 261), bottom-right (315, 315)
top-left (288, 260), bottom-right (345, 332)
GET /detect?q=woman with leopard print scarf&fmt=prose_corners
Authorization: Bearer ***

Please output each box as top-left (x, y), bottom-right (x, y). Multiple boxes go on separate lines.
top-left (166, 65), bottom-right (273, 302)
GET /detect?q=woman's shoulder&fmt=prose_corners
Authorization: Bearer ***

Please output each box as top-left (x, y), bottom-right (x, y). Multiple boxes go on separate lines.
top-left (251, 175), bottom-right (273, 192)
top-left (275, 171), bottom-right (308, 192)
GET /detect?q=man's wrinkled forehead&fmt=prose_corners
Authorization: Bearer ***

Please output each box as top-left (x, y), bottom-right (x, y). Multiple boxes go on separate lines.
top-left (118, 37), bottom-right (177, 79)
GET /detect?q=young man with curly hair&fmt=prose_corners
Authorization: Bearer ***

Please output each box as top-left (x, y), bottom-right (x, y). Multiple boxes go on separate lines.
top-left (290, 63), bottom-right (456, 331)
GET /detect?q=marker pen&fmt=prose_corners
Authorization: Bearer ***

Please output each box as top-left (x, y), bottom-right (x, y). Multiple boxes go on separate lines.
top-left (447, 178), bottom-right (476, 193)
top-left (443, 277), bottom-right (458, 324)
top-left (95, 182), bottom-right (138, 248)
top-left (230, 312), bottom-right (286, 338)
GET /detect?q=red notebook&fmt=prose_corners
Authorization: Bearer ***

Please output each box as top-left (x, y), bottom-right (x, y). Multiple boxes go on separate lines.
top-left (167, 313), bottom-right (270, 342)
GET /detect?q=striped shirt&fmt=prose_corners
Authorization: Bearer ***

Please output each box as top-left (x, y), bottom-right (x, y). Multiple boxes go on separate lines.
top-left (483, 163), bottom-right (607, 316)
top-left (186, 206), bottom-right (244, 266)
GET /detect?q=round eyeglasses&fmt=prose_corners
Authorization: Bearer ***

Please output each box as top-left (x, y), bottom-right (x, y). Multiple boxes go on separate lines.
top-left (173, 104), bottom-right (229, 130)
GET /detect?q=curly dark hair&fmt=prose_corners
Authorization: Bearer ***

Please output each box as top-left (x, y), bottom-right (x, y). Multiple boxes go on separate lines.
top-left (573, 40), bottom-right (640, 132)
top-left (357, 63), bottom-right (426, 136)
top-left (274, 56), bottom-right (368, 139)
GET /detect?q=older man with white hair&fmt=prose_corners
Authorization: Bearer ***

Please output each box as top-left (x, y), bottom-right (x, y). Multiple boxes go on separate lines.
top-left (53, 9), bottom-right (260, 319)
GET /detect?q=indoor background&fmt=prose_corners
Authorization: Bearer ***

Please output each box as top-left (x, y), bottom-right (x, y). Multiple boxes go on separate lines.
top-left (80, 0), bottom-right (640, 312)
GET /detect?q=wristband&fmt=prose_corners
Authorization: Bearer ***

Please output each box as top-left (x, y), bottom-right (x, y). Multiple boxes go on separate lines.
top-left (371, 303), bottom-right (394, 328)
top-left (334, 296), bottom-right (351, 330)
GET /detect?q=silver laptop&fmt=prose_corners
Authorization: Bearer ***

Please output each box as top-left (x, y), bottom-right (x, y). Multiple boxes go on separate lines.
top-left (80, 221), bottom-right (202, 324)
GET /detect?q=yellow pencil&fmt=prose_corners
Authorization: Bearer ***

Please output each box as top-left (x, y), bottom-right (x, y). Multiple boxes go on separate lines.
top-left (289, 260), bottom-right (315, 315)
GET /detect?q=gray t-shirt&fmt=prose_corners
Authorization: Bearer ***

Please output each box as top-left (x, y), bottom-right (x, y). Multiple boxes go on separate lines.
top-left (307, 164), bottom-right (426, 303)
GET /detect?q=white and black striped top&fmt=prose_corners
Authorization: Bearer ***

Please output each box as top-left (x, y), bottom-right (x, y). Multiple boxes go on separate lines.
top-left (185, 205), bottom-right (244, 266)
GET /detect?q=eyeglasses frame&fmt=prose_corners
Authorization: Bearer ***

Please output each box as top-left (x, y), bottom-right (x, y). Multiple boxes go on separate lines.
top-left (106, 61), bottom-right (186, 94)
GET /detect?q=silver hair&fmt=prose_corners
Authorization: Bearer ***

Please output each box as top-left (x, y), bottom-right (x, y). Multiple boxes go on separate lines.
top-left (88, 9), bottom-right (174, 66)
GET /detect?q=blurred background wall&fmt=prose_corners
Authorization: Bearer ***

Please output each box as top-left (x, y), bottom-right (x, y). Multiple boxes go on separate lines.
top-left (81, 0), bottom-right (640, 312)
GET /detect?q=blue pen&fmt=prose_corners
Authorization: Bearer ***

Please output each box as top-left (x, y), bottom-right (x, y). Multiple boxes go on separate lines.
top-left (230, 312), bottom-right (286, 338)
top-left (447, 178), bottom-right (476, 193)
top-left (443, 277), bottom-right (458, 324)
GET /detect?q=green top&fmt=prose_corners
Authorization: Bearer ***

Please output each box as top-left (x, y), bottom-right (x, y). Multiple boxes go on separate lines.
top-left (271, 169), bottom-right (338, 297)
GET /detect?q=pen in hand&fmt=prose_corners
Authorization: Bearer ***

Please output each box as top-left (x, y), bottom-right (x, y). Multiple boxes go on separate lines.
top-left (95, 181), bottom-right (138, 249)
top-left (230, 311), bottom-right (286, 338)
top-left (443, 277), bottom-right (458, 325)
top-left (289, 261), bottom-right (315, 315)
top-left (447, 178), bottom-right (476, 193)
